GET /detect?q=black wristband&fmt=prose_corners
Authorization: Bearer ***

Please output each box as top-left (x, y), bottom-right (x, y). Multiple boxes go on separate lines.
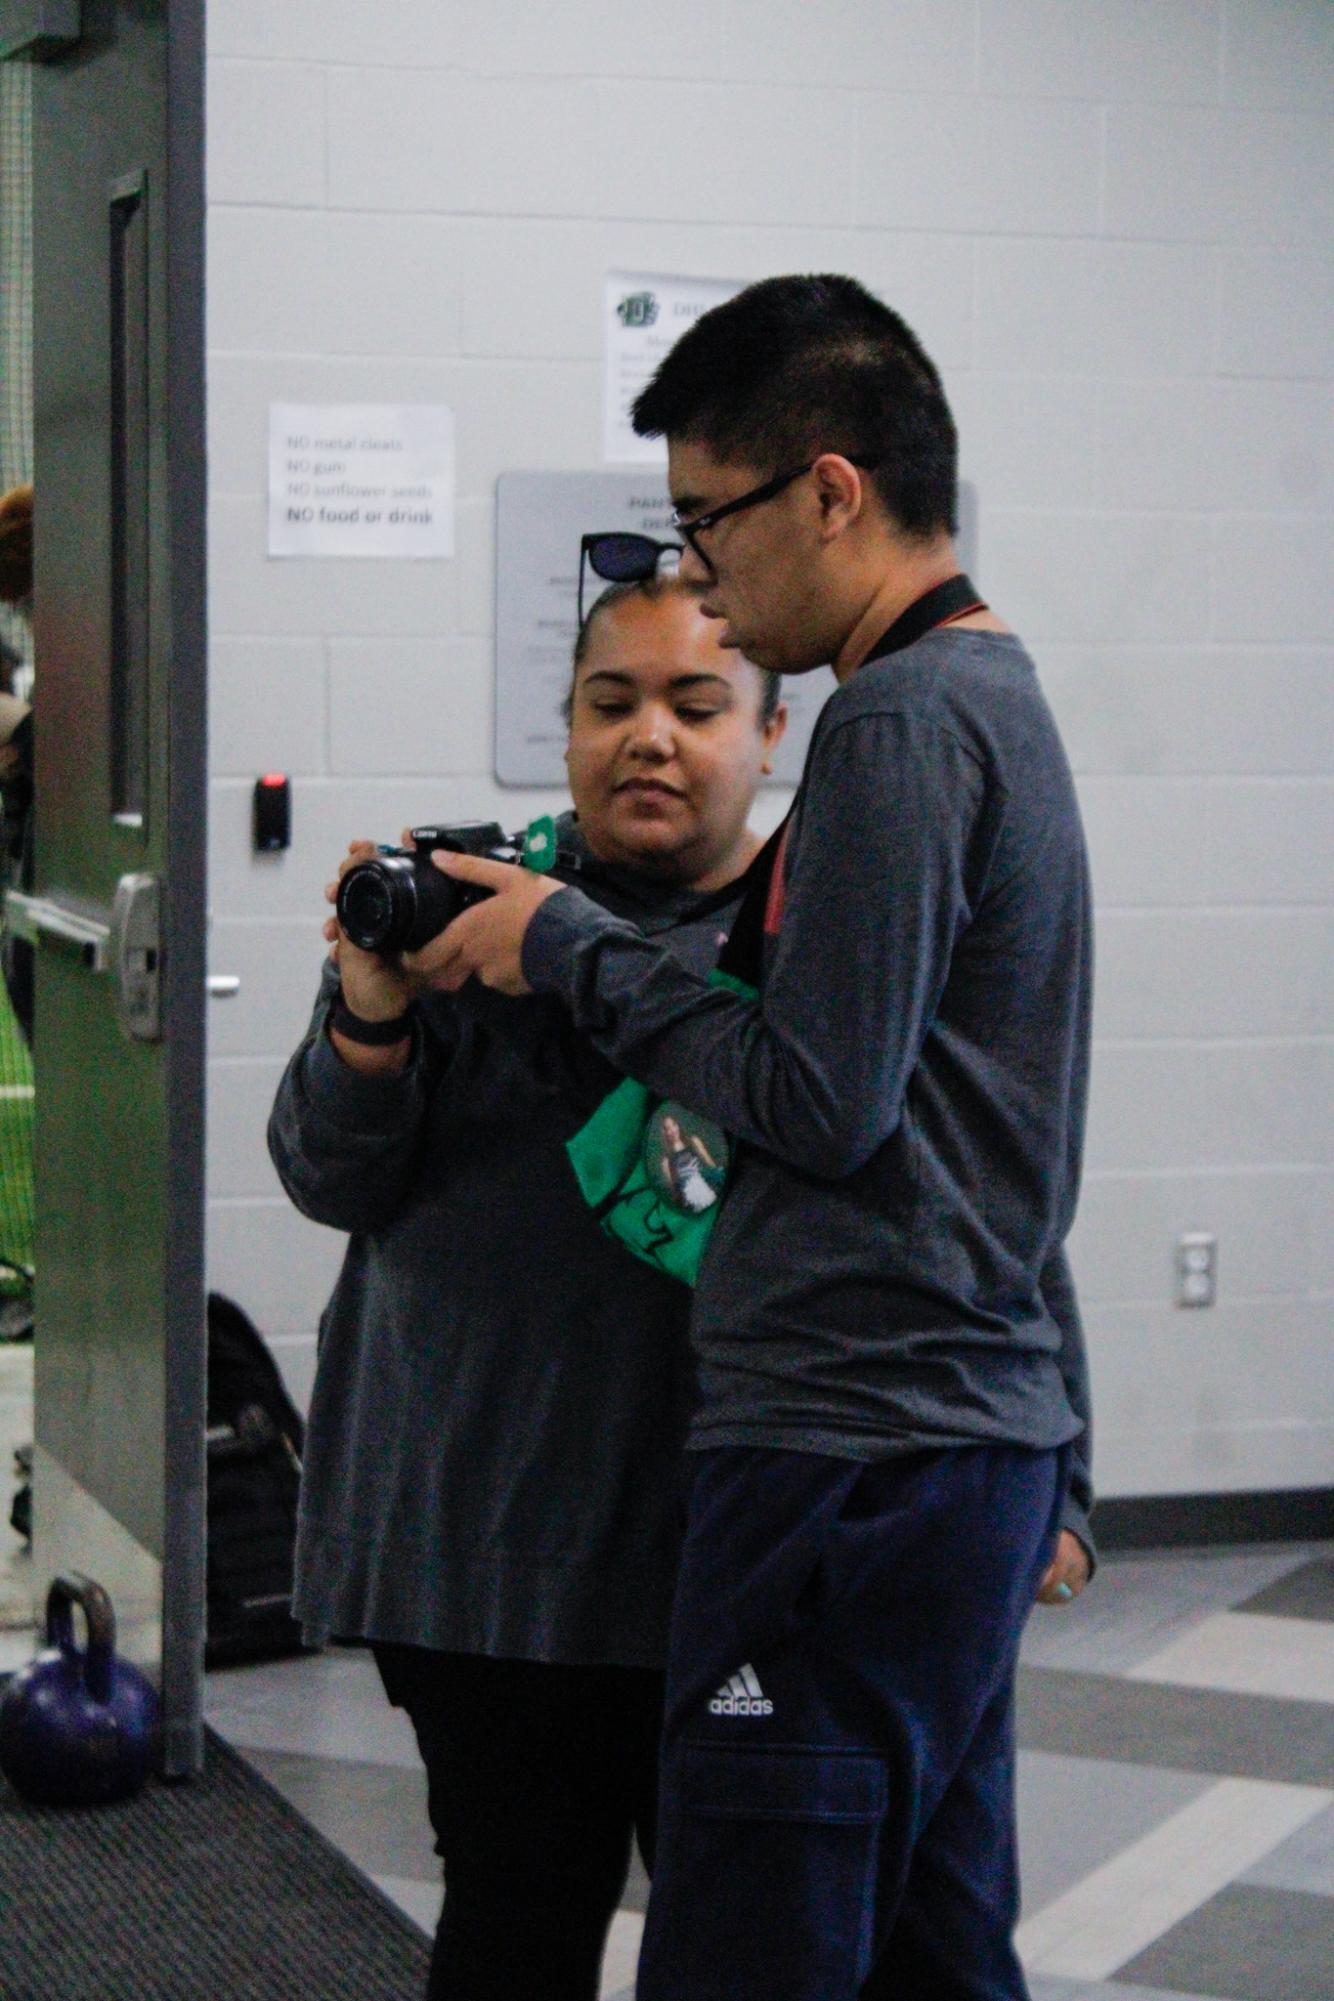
top-left (329, 992), bottom-right (415, 1047)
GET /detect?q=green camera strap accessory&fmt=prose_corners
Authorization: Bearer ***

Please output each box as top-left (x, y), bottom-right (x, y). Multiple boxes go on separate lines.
top-left (522, 816), bottom-right (558, 873)
top-left (565, 969), bottom-right (756, 1287)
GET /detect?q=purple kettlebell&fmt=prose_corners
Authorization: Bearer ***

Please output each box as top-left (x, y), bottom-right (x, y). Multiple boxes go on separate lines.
top-left (0, 1573), bottom-right (160, 1806)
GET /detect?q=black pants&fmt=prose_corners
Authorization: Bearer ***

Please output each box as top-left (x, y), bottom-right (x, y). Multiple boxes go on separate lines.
top-left (374, 1645), bottom-right (664, 2001)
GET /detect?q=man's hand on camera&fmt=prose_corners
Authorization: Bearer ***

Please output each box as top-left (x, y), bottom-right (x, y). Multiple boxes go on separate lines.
top-left (1035, 1529), bottom-right (1092, 1608)
top-left (408, 852), bottom-right (563, 997)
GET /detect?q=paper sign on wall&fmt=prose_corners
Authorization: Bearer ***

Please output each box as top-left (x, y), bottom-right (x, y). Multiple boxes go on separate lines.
top-left (603, 272), bottom-right (742, 464)
top-left (268, 404), bottom-right (455, 559)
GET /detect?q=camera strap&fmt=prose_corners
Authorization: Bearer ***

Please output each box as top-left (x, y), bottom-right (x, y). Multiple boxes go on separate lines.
top-left (861, 572), bottom-right (986, 665)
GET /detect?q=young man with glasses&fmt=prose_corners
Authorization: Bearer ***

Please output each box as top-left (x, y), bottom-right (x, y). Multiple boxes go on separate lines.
top-left (427, 274), bottom-right (1094, 2001)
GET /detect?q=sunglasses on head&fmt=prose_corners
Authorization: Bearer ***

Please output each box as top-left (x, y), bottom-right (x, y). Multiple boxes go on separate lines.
top-left (578, 532), bottom-right (683, 625)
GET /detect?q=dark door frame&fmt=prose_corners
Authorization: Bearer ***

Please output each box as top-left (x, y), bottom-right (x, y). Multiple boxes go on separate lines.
top-left (161, 0), bottom-right (207, 1779)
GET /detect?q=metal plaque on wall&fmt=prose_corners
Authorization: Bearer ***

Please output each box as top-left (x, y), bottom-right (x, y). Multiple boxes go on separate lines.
top-left (494, 471), bottom-right (976, 788)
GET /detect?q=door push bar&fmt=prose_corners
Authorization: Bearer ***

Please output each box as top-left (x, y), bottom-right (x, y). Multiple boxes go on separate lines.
top-left (6, 883), bottom-right (240, 1035)
top-left (5, 889), bottom-right (111, 972)
top-left (7, 877), bottom-right (159, 1039)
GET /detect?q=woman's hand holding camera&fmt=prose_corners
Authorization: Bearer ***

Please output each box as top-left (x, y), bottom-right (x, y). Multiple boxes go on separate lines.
top-left (324, 841), bottom-right (418, 1073)
top-left (321, 833), bottom-right (562, 1068)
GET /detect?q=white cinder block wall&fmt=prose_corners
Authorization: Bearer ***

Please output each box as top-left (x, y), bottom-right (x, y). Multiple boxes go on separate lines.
top-left (204, 1), bottom-right (1333, 1502)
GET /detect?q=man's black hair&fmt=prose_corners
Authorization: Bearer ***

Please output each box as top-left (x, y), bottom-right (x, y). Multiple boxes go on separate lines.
top-left (564, 573), bottom-right (781, 725)
top-left (631, 274), bottom-right (957, 539)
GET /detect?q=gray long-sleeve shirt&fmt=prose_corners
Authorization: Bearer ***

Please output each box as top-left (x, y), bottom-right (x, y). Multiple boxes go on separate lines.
top-left (268, 827), bottom-right (746, 1666)
top-left (523, 631), bottom-right (1095, 1548)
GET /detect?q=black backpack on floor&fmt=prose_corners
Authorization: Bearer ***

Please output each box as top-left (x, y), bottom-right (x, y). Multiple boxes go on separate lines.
top-left (206, 1291), bottom-right (312, 1668)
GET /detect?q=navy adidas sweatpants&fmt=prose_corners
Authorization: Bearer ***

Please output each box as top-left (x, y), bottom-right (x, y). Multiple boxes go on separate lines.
top-left (635, 1442), bottom-right (1066, 2001)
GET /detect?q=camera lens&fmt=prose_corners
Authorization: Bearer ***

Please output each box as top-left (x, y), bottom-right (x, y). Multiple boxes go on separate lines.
top-left (336, 852), bottom-right (467, 955)
top-left (337, 857), bottom-right (417, 954)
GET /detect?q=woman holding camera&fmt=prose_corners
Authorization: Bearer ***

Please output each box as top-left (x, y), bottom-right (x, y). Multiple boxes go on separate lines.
top-left (268, 574), bottom-right (784, 2001)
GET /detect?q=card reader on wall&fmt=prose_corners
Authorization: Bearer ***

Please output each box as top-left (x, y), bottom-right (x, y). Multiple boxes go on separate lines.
top-left (254, 773), bottom-right (291, 852)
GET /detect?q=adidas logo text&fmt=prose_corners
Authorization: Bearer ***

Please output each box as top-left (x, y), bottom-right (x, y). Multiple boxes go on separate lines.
top-left (708, 1663), bottom-right (774, 1718)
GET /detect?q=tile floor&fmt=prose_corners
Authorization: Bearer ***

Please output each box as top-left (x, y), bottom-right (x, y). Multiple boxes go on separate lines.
top-left (186, 1540), bottom-right (1334, 2001)
top-left (2, 1532), bottom-right (1330, 1998)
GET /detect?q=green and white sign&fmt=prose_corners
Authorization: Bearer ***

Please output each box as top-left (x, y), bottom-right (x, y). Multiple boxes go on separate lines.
top-left (603, 271), bottom-right (742, 465)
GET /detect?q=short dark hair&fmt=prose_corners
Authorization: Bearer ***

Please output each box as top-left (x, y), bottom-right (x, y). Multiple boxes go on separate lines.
top-left (631, 274), bottom-right (957, 539)
top-left (565, 573), bottom-right (781, 725)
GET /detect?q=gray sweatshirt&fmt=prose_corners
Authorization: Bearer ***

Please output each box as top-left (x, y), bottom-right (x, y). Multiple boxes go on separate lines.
top-left (268, 823), bottom-right (745, 1666)
top-left (523, 630), bottom-right (1095, 1550)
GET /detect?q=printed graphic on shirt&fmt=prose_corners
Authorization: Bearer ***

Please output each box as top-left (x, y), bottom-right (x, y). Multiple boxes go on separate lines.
top-left (643, 1103), bottom-right (730, 1216)
top-left (708, 1662), bottom-right (774, 1718)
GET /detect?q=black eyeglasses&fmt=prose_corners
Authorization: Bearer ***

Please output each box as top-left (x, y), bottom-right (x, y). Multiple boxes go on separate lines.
top-left (578, 532), bottom-right (682, 624)
top-left (671, 455), bottom-right (882, 566)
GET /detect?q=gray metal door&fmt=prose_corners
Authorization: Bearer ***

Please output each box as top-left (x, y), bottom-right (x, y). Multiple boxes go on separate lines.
top-left (1, 0), bottom-right (206, 1774)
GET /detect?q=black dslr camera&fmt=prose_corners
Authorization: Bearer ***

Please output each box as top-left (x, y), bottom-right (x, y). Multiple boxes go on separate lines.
top-left (336, 823), bottom-right (520, 956)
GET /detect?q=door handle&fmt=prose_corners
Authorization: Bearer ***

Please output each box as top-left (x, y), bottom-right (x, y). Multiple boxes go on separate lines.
top-left (109, 167), bottom-right (151, 828)
top-left (5, 890), bottom-right (237, 1020)
top-left (4, 889), bottom-right (110, 972)
top-left (6, 877), bottom-right (162, 1041)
